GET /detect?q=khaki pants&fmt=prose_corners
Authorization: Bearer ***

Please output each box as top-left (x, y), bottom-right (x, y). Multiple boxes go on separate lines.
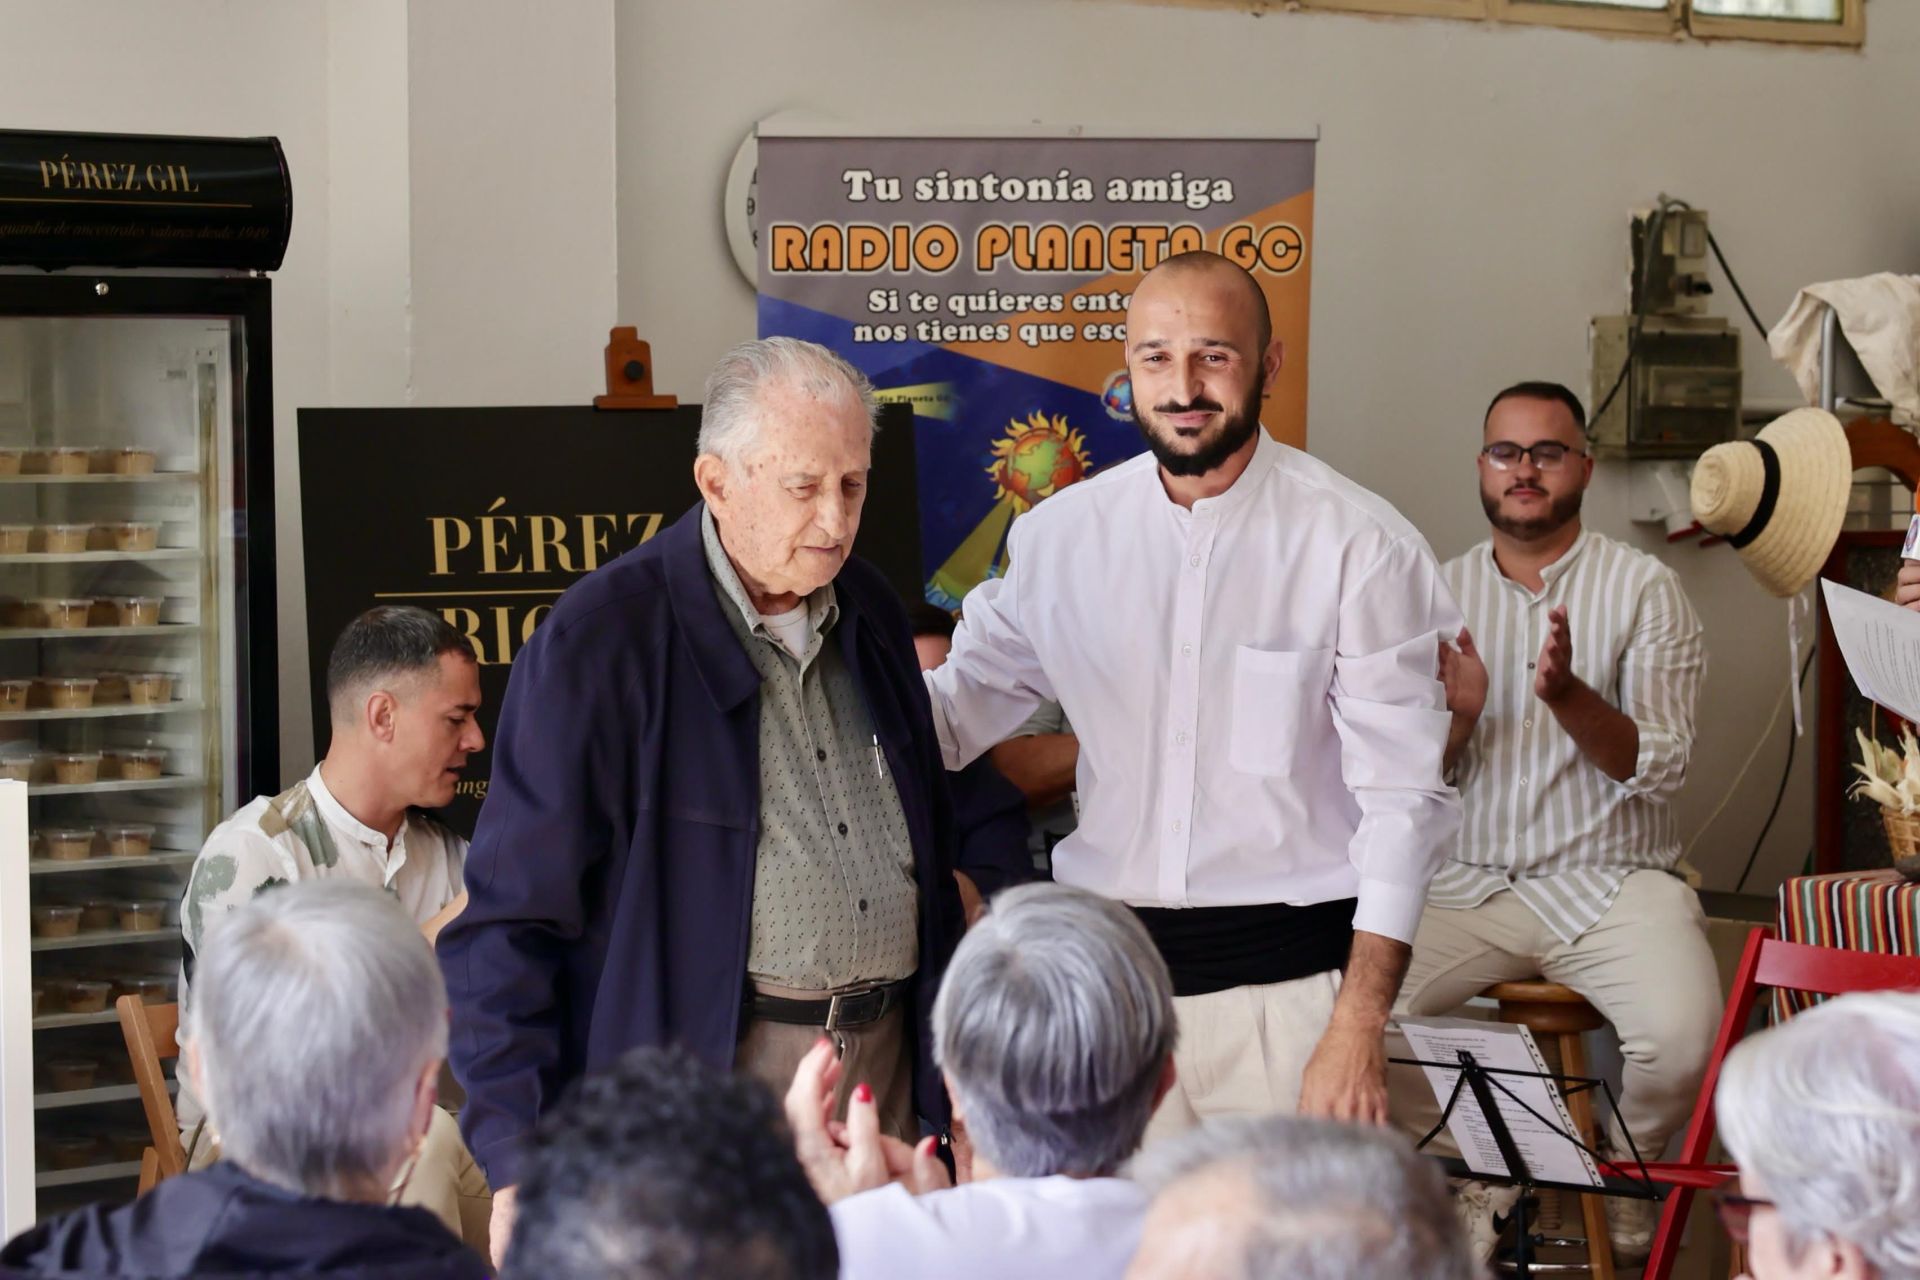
top-left (735, 998), bottom-right (916, 1140)
top-left (183, 1105), bottom-right (491, 1253)
top-left (1141, 969), bottom-right (1343, 1149)
top-left (1387, 870), bottom-right (1720, 1160)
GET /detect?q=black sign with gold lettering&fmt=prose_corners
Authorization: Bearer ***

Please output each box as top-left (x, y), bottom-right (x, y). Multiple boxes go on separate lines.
top-left (0, 128), bottom-right (291, 271)
top-left (297, 403), bottom-right (922, 836)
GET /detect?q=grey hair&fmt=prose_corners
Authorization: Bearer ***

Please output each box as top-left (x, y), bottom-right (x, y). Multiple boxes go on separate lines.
top-left (1717, 991), bottom-right (1920, 1278)
top-left (697, 337), bottom-right (878, 464)
top-left (1131, 1115), bottom-right (1478, 1280)
top-left (931, 882), bottom-right (1176, 1177)
top-left (187, 879), bottom-right (448, 1200)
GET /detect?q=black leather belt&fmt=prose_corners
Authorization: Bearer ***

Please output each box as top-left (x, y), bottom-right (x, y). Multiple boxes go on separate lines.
top-left (743, 978), bottom-right (911, 1031)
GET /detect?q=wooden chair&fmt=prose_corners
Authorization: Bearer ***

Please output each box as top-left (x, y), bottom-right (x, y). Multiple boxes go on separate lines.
top-left (1482, 980), bottom-right (1615, 1280)
top-left (114, 995), bottom-right (186, 1193)
top-left (1638, 930), bottom-right (1920, 1280)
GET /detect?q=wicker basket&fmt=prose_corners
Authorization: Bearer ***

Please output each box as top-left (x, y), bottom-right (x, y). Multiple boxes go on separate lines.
top-left (1884, 808), bottom-right (1920, 881)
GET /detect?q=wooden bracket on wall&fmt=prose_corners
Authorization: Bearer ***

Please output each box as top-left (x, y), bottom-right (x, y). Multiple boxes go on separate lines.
top-left (594, 327), bottom-right (679, 410)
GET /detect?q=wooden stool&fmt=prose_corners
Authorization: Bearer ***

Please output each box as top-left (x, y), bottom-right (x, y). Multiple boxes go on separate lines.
top-left (1482, 980), bottom-right (1615, 1280)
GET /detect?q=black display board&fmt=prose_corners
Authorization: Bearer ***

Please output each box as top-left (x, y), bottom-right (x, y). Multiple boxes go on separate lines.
top-left (297, 403), bottom-right (921, 836)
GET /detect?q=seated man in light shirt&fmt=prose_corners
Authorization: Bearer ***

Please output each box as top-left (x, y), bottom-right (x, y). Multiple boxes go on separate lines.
top-left (1390, 381), bottom-right (1712, 1265)
top-left (177, 605), bottom-right (489, 1248)
top-left (925, 250), bottom-right (1463, 1134)
top-left (786, 882), bottom-right (1173, 1280)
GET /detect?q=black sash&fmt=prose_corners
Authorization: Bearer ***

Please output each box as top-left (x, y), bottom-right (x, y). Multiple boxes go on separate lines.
top-left (1130, 898), bottom-right (1356, 997)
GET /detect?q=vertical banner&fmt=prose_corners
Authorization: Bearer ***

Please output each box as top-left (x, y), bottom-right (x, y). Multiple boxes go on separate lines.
top-left (757, 134), bottom-right (1315, 607)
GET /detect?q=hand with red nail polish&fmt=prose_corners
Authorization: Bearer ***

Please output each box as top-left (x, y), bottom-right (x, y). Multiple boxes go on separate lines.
top-left (783, 1044), bottom-right (948, 1203)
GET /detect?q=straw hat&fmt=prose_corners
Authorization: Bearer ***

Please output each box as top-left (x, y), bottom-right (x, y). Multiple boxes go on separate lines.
top-left (1691, 408), bottom-right (1852, 598)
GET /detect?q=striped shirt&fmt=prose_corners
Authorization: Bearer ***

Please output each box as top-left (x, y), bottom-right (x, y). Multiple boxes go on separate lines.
top-left (1430, 529), bottom-right (1704, 942)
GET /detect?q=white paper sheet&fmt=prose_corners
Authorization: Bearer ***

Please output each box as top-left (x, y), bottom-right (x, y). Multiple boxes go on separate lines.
top-left (1820, 579), bottom-right (1920, 724)
top-left (1395, 1015), bottom-right (1603, 1188)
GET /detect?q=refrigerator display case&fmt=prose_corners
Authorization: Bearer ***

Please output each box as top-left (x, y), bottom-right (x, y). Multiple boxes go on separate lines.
top-left (0, 270), bottom-right (281, 1224)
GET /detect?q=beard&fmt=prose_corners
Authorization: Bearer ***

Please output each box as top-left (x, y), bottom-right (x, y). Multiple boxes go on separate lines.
top-left (1132, 393), bottom-right (1263, 478)
top-left (1482, 484), bottom-right (1584, 540)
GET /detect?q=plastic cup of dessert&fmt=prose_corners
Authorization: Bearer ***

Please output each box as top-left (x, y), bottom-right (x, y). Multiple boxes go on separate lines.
top-left (118, 900), bottom-right (168, 932)
top-left (112, 522), bottom-right (160, 553)
top-left (39, 523), bottom-right (92, 554)
top-left (50, 751), bottom-right (102, 785)
top-left (126, 673), bottom-right (171, 705)
top-left (101, 823), bottom-right (154, 856)
top-left (41, 1133), bottom-right (102, 1169)
top-left (39, 827), bottom-right (96, 861)
top-left (77, 900), bottom-right (119, 932)
top-left (108, 1130), bottom-right (152, 1162)
top-left (30, 904), bottom-right (82, 938)
top-left (64, 980), bottom-right (113, 1014)
top-left (41, 677), bottom-right (98, 709)
top-left (108, 748), bottom-right (165, 781)
top-left (0, 751), bottom-right (44, 784)
top-left (42, 1057), bottom-right (101, 1092)
top-left (114, 448), bottom-right (157, 476)
top-left (0, 448), bottom-right (22, 476)
top-left (0, 524), bottom-right (29, 554)
top-left (46, 447), bottom-right (91, 476)
top-left (38, 598), bottom-right (95, 630)
top-left (112, 596), bottom-right (163, 626)
top-left (92, 672), bottom-right (130, 705)
top-left (119, 975), bottom-right (172, 1005)
top-left (0, 678), bottom-right (31, 712)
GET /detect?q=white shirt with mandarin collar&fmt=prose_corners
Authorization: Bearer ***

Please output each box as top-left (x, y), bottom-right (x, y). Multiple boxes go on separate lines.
top-left (924, 425), bottom-right (1463, 945)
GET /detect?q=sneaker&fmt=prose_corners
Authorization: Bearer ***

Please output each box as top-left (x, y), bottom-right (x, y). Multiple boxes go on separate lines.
top-left (1604, 1186), bottom-right (1659, 1264)
top-left (1453, 1179), bottom-right (1521, 1261)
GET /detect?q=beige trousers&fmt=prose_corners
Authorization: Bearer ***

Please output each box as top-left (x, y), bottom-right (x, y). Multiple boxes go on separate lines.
top-left (735, 1002), bottom-right (917, 1140)
top-left (1387, 870), bottom-right (1721, 1160)
top-left (1140, 968), bottom-right (1343, 1149)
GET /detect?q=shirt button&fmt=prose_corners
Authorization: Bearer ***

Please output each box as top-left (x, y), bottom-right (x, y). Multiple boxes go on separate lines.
top-left (1175, 731), bottom-right (1190, 746)
top-left (1172, 819), bottom-right (1184, 833)
top-left (816, 748), bottom-right (826, 762)
top-left (837, 822), bottom-right (849, 836)
top-left (858, 898), bottom-right (869, 912)
top-left (1189, 555), bottom-right (1202, 568)
top-left (1527, 662), bottom-right (1536, 670)
top-left (1181, 644), bottom-right (1193, 656)
top-left (1519, 777), bottom-right (1529, 786)
top-left (1523, 719), bottom-right (1533, 729)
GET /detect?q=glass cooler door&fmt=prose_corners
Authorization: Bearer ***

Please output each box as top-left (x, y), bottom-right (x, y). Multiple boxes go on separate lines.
top-left (0, 301), bottom-right (264, 1214)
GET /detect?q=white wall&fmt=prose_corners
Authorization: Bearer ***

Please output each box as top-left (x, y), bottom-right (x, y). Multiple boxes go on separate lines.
top-left (614, 0), bottom-right (1920, 892)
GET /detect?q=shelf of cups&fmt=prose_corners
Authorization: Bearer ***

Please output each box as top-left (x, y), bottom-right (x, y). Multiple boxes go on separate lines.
top-left (32, 1009), bottom-right (127, 1030)
top-left (0, 473), bottom-right (195, 486)
top-left (34, 1080), bottom-right (175, 1112)
top-left (29, 851), bottom-right (197, 877)
top-left (35, 1161), bottom-right (143, 1189)
top-left (0, 550), bottom-right (198, 565)
top-left (30, 926), bottom-right (180, 953)
top-left (0, 624), bottom-right (196, 641)
top-left (29, 776), bottom-right (204, 798)
top-left (0, 700), bottom-right (199, 723)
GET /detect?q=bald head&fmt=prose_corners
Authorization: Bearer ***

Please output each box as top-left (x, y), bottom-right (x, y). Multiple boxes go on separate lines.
top-left (1133, 251), bottom-right (1272, 354)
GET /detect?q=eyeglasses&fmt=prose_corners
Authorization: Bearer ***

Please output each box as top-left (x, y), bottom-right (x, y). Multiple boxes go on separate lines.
top-left (1480, 441), bottom-right (1588, 472)
top-left (1713, 1192), bottom-right (1776, 1244)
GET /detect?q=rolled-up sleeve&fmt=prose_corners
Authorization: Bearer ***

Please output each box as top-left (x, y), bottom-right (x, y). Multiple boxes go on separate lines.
top-left (1330, 535), bottom-right (1464, 945)
top-left (1617, 571), bottom-right (1704, 800)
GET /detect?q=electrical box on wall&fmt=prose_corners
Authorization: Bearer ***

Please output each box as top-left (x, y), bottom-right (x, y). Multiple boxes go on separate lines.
top-left (1589, 203), bottom-right (1743, 461)
top-left (1589, 316), bottom-right (1742, 459)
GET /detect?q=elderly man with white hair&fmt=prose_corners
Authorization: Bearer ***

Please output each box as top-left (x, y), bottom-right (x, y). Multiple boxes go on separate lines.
top-left (439, 336), bottom-right (965, 1265)
top-left (0, 881), bottom-right (487, 1279)
top-left (784, 882), bottom-right (1177, 1280)
top-left (1126, 1114), bottom-right (1477, 1280)
top-left (1715, 990), bottom-right (1920, 1280)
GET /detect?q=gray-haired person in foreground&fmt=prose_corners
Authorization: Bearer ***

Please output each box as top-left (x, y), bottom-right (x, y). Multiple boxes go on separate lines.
top-left (784, 881), bottom-right (1177, 1280)
top-left (1126, 1115), bottom-right (1478, 1280)
top-left (0, 881), bottom-right (488, 1279)
top-left (1715, 990), bottom-right (1920, 1280)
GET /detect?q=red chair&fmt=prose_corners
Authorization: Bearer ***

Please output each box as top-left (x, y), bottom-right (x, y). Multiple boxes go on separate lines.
top-left (1634, 928), bottom-right (1920, 1280)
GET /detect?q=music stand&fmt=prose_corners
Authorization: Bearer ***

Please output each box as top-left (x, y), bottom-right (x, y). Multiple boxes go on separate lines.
top-left (1392, 1048), bottom-right (1658, 1279)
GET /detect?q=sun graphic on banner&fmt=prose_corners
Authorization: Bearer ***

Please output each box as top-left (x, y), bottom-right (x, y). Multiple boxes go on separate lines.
top-left (929, 412), bottom-right (1095, 607)
top-left (987, 412), bottom-right (1092, 513)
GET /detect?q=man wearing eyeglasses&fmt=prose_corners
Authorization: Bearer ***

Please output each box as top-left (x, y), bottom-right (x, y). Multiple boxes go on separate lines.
top-left (1389, 381), bottom-right (1713, 1266)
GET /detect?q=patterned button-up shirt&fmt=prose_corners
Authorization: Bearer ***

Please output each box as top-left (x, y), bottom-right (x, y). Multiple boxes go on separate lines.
top-left (702, 510), bottom-right (919, 989)
top-left (1430, 529), bottom-right (1705, 942)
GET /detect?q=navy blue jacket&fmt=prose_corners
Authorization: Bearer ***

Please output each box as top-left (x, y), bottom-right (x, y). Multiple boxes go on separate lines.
top-left (439, 506), bottom-right (965, 1187)
top-left (0, 1162), bottom-right (485, 1279)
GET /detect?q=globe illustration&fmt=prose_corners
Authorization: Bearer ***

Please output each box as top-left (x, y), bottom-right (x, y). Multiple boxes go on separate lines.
top-left (997, 426), bottom-right (1086, 509)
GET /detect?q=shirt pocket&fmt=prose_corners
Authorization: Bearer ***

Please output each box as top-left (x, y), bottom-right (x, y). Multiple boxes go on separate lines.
top-left (1228, 645), bottom-right (1334, 776)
